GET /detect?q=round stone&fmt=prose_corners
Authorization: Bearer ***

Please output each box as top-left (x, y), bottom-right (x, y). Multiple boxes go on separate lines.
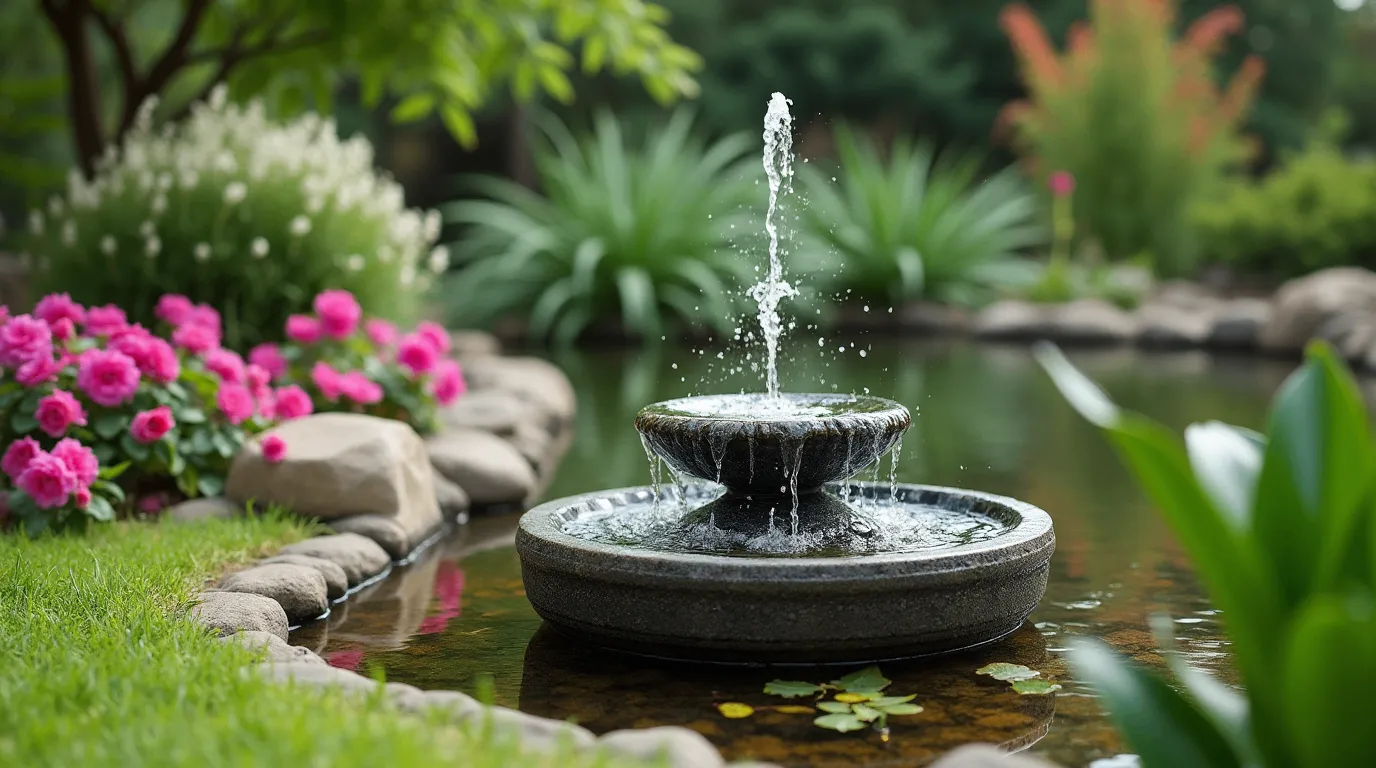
top-left (516, 483), bottom-right (1054, 664)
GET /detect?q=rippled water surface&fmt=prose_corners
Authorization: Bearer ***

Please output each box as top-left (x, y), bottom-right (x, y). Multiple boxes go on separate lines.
top-left (291, 340), bottom-right (1307, 767)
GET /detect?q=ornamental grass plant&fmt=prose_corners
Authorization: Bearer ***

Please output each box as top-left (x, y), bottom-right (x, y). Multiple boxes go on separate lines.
top-left (20, 89), bottom-right (448, 350)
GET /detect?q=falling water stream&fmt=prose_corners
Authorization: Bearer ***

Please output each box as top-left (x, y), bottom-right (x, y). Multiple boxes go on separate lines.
top-left (751, 92), bottom-right (798, 400)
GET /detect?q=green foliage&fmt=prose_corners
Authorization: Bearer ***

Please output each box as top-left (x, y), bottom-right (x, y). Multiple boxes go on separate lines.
top-left (1192, 132), bottom-right (1376, 277)
top-left (1036, 340), bottom-right (1376, 768)
top-left (21, 96), bottom-right (444, 350)
top-left (1020, 258), bottom-right (1154, 309)
top-left (798, 126), bottom-right (1045, 307)
top-left (746, 666), bottom-right (924, 735)
top-left (442, 111), bottom-right (759, 344)
top-left (0, 517), bottom-right (653, 767)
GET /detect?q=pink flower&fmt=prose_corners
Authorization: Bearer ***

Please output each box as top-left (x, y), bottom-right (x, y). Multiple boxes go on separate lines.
top-left (365, 319), bottom-right (398, 348)
top-left (248, 343), bottom-right (287, 380)
top-left (245, 364), bottom-right (271, 390)
top-left (74, 487), bottom-right (92, 509)
top-left (2, 437), bottom-right (42, 480)
top-left (155, 294), bottom-right (194, 326)
top-left (286, 315), bottom-right (321, 344)
top-left (77, 349), bottom-right (140, 407)
top-left (84, 304), bottom-right (128, 336)
top-left (204, 349), bottom-right (245, 383)
top-left (416, 321), bottom-right (450, 355)
top-left (33, 293), bottom-right (86, 327)
top-left (261, 434), bottom-right (288, 464)
top-left (274, 385), bottom-right (314, 420)
top-left (339, 371), bottom-right (383, 405)
top-left (1048, 171), bottom-right (1076, 198)
top-left (131, 406), bottom-right (175, 444)
top-left (0, 315), bottom-right (53, 367)
top-left (137, 493), bottom-right (166, 514)
top-left (216, 383), bottom-right (255, 425)
top-left (35, 390), bottom-right (87, 438)
top-left (110, 332), bottom-right (180, 384)
top-left (430, 360), bottom-right (467, 406)
top-left (253, 386), bottom-right (276, 420)
top-left (313, 290), bottom-right (362, 340)
top-left (49, 317), bottom-right (75, 342)
top-left (16, 355), bottom-right (63, 387)
top-left (310, 362), bottom-right (341, 401)
top-left (17, 452), bottom-right (78, 509)
top-left (0, 306), bottom-right (9, 326)
top-left (396, 333), bottom-right (438, 376)
top-left (51, 438), bottom-right (98, 486)
top-left (188, 304), bottom-right (221, 334)
top-left (172, 323), bottom-right (219, 354)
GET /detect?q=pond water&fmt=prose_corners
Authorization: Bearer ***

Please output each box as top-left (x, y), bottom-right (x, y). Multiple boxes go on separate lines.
top-left (290, 338), bottom-right (1304, 767)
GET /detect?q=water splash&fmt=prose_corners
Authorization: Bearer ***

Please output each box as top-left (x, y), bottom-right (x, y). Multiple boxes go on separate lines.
top-left (750, 92), bottom-right (798, 399)
top-left (888, 436), bottom-right (904, 502)
top-left (640, 433), bottom-right (662, 509)
top-left (788, 439), bottom-right (805, 536)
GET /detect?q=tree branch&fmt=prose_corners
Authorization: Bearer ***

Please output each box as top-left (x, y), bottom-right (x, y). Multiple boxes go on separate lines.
top-left (88, 4), bottom-right (139, 117)
top-left (39, 0), bottom-right (105, 177)
top-left (121, 0), bottom-right (212, 128)
top-left (167, 26), bottom-right (333, 123)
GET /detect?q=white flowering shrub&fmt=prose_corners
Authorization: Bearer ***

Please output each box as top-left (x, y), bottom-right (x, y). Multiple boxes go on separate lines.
top-left (21, 89), bottom-right (448, 349)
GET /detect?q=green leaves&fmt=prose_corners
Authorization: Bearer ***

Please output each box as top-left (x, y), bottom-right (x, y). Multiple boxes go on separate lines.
top-left (762, 680), bottom-right (822, 699)
top-left (750, 666), bottom-right (922, 735)
top-left (813, 713), bottom-right (868, 732)
top-left (833, 666), bottom-right (891, 693)
top-left (975, 663), bottom-right (1039, 682)
top-left (1010, 680), bottom-right (1062, 696)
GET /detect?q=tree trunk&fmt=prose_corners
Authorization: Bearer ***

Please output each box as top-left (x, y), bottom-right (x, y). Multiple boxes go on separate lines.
top-left (42, 0), bottom-right (105, 177)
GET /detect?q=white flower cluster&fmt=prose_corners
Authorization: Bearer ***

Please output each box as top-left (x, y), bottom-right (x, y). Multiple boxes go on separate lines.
top-left (28, 86), bottom-right (446, 291)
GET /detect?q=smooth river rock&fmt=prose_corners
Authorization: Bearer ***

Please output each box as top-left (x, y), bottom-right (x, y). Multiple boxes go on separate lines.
top-left (448, 329), bottom-right (502, 358)
top-left (486, 706), bottom-right (597, 752)
top-left (165, 496), bottom-right (241, 522)
top-left (260, 554), bottom-right (349, 601)
top-left (1046, 299), bottom-right (1137, 344)
top-left (327, 514), bottom-right (419, 561)
top-left (462, 356), bottom-right (576, 425)
top-left (439, 389), bottom-right (538, 436)
top-left (226, 413), bottom-right (441, 557)
top-left (222, 630), bottom-right (325, 665)
top-left (930, 744), bottom-right (1061, 767)
top-left (433, 474), bottom-right (471, 520)
top-left (1207, 298), bottom-right (1271, 349)
top-left (1260, 267), bottom-right (1376, 352)
top-left (428, 428), bottom-right (537, 506)
top-left (190, 591), bottom-right (289, 641)
top-left (277, 533), bottom-right (390, 585)
top-left (599, 727), bottom-right (725, 768)
top-left (1135, 301), bottom-right (1214, 348)
top-left (218, 563), bottom-right (329, 624)
top-left (972, 300), bottom-right (1049, 340)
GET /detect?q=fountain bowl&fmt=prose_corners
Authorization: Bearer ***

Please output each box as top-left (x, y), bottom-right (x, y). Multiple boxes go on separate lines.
top-left (516, 483), bottom-right (1054, 664)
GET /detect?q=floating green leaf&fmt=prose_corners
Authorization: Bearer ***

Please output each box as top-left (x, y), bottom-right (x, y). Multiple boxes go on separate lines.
top-left (976, 663), bottom-right (1040, 682)
top-left (877, 703), bottom-right (924, 715)
top-left (834, 666), bottom-right (891, 693)
top-left (717, 702), bottom-right (754, 719)
top-left (866, 695), bottom-right (917, 707)
top-left (814, 713), bottom-right (868, 733)
top-left (763, 680), bottom-right (823, 699)
top-left (1011, 680), bottom-right (1063, 695)
top-left (851, 704), bottom-right (882, 722)
top-left (816, 701), bottom-right (852, 714)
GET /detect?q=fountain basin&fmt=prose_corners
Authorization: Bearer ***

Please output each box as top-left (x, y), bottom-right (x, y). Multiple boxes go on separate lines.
top-left (516, 483), bottom-right (1054, 664)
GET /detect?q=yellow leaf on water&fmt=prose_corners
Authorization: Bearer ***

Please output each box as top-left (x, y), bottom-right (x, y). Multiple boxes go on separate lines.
top-left (717, 702), bottom-right (755, 719)
top-left (773, 705), bottom-right (816, 715)
top-left (834, 692), bottom-right (872, 704)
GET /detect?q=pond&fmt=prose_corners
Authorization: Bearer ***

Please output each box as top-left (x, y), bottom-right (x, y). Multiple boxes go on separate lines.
top-left (290, 338), bottom-right (1301, 767)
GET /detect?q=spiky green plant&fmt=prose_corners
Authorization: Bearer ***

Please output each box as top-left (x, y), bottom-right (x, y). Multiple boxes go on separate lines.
top-left (798, 126), bottom-right (1046, 308)
top-left (442, 111), bottom-right (760, 345)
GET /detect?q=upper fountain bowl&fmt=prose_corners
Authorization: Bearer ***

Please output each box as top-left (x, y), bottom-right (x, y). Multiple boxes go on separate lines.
top-left (635, 393), bottom-right (911, 497)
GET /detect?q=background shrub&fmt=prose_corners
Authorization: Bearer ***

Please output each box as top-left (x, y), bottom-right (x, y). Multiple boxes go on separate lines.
top-left (1193, 134), bottom-right (1376, 277)
top-left (1000, 0), bottom-right (1264, 276)
top-left (798, 126), bottom-right (1045, 307)
top-left (441, 111), bottom-right (760, 345)
top-left (21, 91), bottom-right (446, 350)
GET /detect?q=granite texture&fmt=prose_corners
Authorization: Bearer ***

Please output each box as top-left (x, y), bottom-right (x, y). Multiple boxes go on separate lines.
top-left (517, 483), bottom-right (1054, 664)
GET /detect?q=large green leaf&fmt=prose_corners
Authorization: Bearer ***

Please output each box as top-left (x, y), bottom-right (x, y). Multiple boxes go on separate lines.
top-left (1071, 640), bottom-right (1244, 768)
top-left (1184, 421), bottom-right (1264, 529)
top-left (1280, 596), bottom-right (1376, 768)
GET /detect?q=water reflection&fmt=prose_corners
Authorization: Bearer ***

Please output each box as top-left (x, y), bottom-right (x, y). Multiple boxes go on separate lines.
top-left (292, 340), bottom-right (1298, 766)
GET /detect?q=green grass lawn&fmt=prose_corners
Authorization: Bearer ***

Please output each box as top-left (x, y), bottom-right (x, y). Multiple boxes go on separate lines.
top-left (0, 514), bottom-right (647, 767)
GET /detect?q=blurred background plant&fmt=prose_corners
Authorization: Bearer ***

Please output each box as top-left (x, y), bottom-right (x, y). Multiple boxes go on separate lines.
top-left (22, 92), bottom-right (444, 350)
top-left (999, 0), bottom-right (1264, 277)
top-left (1192, 112), bottom-right (1376, 279)
top-left (440, 111), bottom-right (760, 345)
top-left (798, 126), bottom-right (1046, 308)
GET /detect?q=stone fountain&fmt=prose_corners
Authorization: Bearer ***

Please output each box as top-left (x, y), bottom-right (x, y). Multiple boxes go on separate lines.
top-left (515, 94), bottom-right (1054, 664)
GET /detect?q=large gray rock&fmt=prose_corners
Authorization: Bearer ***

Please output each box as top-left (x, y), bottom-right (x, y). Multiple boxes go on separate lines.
top-left (433, 474), bottom-right (471, 520)
top-left (261, 554), bottom-right (349, 601)
top-left (1046, 299), bottom-right (1137, 344)
top-left (599, 727), bottom-right (725, 768)
top-left (972, 301), bottom-right (1050, 340)
top-left (218, 563), bottom-right (329, 624)
top-left (1315, 310), bottom-right (1376, 362)
top-left (449, 329), bottom-right (501, 358)
top-left (258, 661), bottom-right (382, 695)
top-left (165, 497), bottom-right (241, 522)
top-left (463, 356), bottom-right (575, 425)
top-left (930, 745), bottom-right (1061, 767)
top-left (486, 706), bottom-right (597, 751)
top-left (222, 630), bottom-right (325, 665)
top-left (190, 591), bottom-right (289, 641)
top-left (1149, 280), bottom-right (1220, 313)
top-left (898, 301), bottom-right (970, 334)
top-left (428, 428), bottom-right (537, 506)
top-left (278, 533), bottom-right (390, 585)
top-left (1260, 267), bottom-right (1376, 352)
top-left (506, 421), bottom-right (554, 469)
top-left (440, 389), bottom-right (534, 436)
top-left (1136, 301), bottom-right (1214, 348)
top-left (394, 689), bottom-right (485, 721)
top-left (1207, 298), bottom-right (1271, 349)
top-left (226, 413), bottom-right (442, 553)
top-left (327, 515), bottom-right (416, 561)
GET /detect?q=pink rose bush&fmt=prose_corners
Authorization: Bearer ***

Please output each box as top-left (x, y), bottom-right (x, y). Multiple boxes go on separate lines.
top-left (269, 290), bottom-right (466, 433)
top-left (0, 294), bottom-right (273, 534)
